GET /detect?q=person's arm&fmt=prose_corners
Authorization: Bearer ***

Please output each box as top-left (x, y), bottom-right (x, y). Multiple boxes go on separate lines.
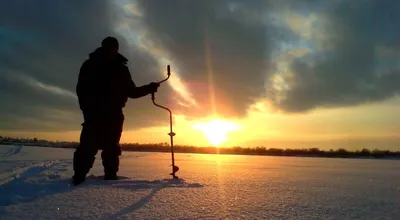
top-left (127, 80), bottom-right (152, 99)
top-left (124, 67), bottom-right (158, 99)
top-left (76, 60), bottom-right (92, 110)
top-left (76, 61), bottom-right (87, 97)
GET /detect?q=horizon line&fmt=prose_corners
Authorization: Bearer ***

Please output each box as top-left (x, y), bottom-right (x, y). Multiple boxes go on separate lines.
top-left (0, 135), bottom-right (399, 152)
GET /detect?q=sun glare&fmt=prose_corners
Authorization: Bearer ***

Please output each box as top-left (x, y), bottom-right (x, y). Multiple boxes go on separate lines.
top-left (192, 119), bottom-right (241, 146)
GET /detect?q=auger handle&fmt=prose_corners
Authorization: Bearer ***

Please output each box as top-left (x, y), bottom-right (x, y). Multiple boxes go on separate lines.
top-left (151, 65), bottom-right (171, 100)
top-left (158, 65), bottom-right (171, 84)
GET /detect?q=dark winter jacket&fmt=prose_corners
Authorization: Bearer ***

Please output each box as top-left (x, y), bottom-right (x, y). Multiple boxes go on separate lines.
top-left (76, 47), bottom-right (151, 114)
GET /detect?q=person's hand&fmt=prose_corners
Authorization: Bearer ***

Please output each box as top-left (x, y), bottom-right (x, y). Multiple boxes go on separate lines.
top-left (147, 82), bottom-right (160, 94)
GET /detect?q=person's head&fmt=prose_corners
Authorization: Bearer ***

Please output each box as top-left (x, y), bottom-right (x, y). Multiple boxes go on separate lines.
top-left (101, 36), bottom-right (119, 58)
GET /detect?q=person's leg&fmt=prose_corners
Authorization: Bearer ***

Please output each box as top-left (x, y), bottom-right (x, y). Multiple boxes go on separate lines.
top-left (72, 122), bottom-right (101, 185)
top-left (101, 113), bottom-right (124, 180)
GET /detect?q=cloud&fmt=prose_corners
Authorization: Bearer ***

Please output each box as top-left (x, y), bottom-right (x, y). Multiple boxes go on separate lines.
top-left (1, 0), bottom-right (399, 133)
top-left (0, 0), bottom-right (283, 132)
top-left (134, 0), bottom-right (277, 118)
top-left (0, 1), bottom-right (162, 131)
top-left (265, 0), bottom-right (400, 112)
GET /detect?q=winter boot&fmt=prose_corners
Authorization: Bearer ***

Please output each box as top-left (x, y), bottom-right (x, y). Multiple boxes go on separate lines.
top-left (104, 172), bottom-right (118, 180)
top-left (72, 173), bottom-right (86, 185)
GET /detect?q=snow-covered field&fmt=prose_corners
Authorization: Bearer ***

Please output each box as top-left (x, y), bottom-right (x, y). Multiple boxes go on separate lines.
top-left (0, 145), bottom-right (399, 220)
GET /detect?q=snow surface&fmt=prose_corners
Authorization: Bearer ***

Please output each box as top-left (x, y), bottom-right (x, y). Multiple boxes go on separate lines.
top-left (0, 145), bottom-right (399, 220)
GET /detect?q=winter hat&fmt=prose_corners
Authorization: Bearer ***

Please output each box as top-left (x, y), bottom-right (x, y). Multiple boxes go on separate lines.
top-left (101, 36), bottom-right (119, 49)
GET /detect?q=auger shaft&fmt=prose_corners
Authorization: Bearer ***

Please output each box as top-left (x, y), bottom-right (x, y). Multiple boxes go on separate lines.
top-left (151, 65), bottom-right (179, 179)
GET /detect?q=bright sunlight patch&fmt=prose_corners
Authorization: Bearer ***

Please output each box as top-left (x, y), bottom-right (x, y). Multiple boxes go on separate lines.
top-left (192, 119), bottom-right (241, 146)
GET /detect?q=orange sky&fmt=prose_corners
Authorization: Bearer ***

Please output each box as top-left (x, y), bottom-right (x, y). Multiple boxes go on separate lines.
top-left (2, 95), bottom-right (399, 150)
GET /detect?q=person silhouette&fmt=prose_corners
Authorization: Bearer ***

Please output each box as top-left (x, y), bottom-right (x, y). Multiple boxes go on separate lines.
top-left (72, 36), bottom-right (160, 185)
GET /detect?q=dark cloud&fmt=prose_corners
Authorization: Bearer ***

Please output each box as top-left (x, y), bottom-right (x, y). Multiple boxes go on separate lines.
top-left (266, 0), bottom-right (400, 112)
top-left (0, 70), bottom-right (80, 131)
top-left (0, 0), bottom-right (163, 131)
top-left (135, 0), bottom-right (276, 118)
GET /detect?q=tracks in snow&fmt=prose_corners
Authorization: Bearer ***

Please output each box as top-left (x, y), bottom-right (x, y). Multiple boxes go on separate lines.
top-left (3, 145), bottom-right (23, 156)
top-left (0, 160), bottom-right (68, 186)
top-left (0, 159), bottom-right (73, 207)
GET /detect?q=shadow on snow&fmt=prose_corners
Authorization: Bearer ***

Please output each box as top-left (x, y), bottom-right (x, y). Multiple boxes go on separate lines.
top-left (0, 174), bottom-right (205, 217)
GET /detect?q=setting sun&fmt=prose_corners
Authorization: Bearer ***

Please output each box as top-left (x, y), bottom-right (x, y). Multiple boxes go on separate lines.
top-left (192, 119), bottom-right (241, 146)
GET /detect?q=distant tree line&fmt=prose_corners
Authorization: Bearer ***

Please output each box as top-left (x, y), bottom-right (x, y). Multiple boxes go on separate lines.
top-left (0, 136), bottom-right (399, 159)
top-left (119, 143), bottom-right (400, 159)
